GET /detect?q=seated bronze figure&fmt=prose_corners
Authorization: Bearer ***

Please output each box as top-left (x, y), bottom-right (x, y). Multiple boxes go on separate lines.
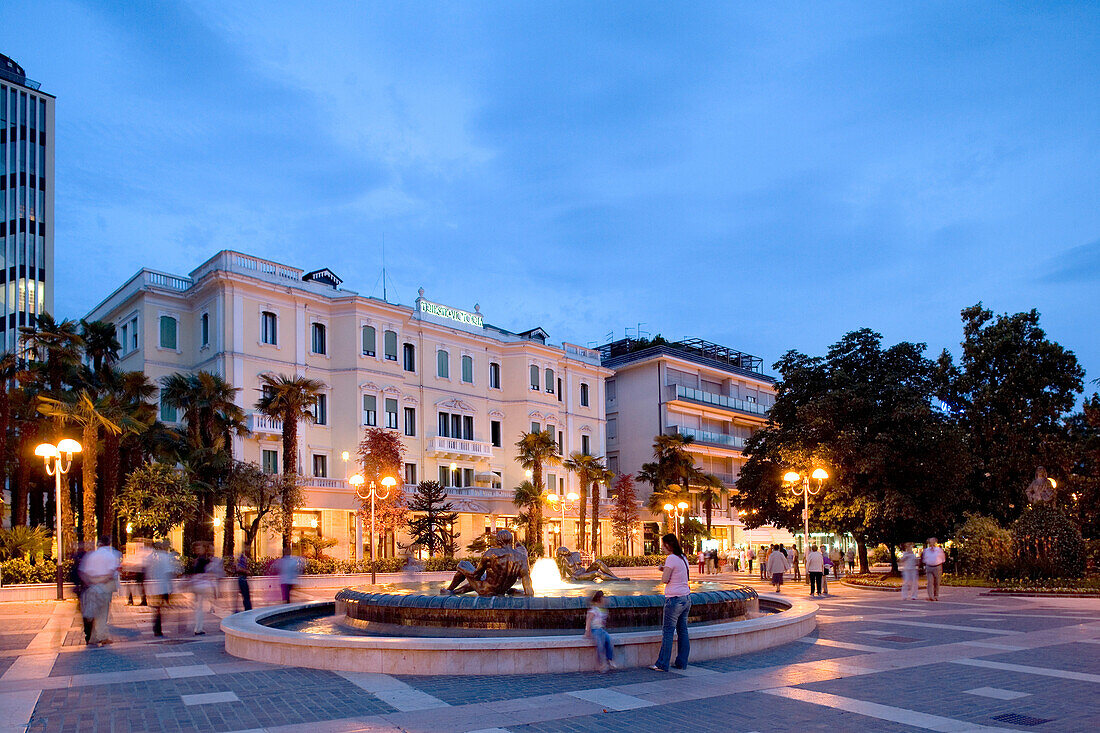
top-left (556, 546), bottom-right (628, 582)
top-left (443, 529), bottom-right (534, 596)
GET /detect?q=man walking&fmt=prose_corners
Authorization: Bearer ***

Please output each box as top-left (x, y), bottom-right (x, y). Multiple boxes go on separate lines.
top-left (921, 537), bottom-right (946, 601)
top-left (79, 537), bottom-right (121, 646)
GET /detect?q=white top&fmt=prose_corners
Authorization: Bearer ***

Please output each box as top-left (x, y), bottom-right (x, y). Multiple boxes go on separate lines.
top-left (663, 554), bottom-right (691, 597)
top-left (765, 551), bottom-right (790, 574)
top-left (587, 605), bottom-right (607, 630)
top-left (921, 546), bottom-right (946, 567)
top-left (80, 546), bottom-right (121, 579)
top-left (805, 550), bottom-right (825, 573)
top-left (277, 555), bottom-right (302, 583)
top-left (899, 550), bottom-right (917, 572)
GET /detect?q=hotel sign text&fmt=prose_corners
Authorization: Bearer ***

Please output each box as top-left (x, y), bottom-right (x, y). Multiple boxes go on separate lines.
top-left (420, 300), bottom-right (483, 327)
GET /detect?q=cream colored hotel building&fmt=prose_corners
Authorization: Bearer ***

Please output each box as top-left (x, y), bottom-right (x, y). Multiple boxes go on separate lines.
top-left (85, 251), bottom-right (613, 559)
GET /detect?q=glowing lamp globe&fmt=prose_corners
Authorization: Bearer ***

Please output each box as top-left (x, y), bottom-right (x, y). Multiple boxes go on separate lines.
top-left (783, 471), bottom-right (801, 483)
top-left (566, 492), bottom-right (579, 502)
top-left (34, 443), bottom-right (59, 459)
top-left (380, 476), bottom-right (397, 488)
top-left (811, 468), bottom-right (829, 480)
top-left (57, 438), bottom-right (82, 455)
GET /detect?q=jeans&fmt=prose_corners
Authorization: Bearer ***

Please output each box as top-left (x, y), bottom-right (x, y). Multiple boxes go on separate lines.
top-left (592, 628), bottom-right (614, 665)
top-left (655, 595), bottom-right (691, 670)
top-left (809, 571), bottom-right (823, 595)
top-left (152, 593), bottom-right (171, 636)
top-left (238, 575), bottom-right (252, 611)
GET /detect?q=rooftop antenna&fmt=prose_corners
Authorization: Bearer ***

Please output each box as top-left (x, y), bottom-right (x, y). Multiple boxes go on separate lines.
top-left (382, 233), bottom-right (387, 303)
top-left (637, 322), bottom-right (649, 339)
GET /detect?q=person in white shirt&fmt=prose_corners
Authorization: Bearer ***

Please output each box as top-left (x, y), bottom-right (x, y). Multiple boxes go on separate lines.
top-left (899, 543), bottom-right (919, 600)
top-left (921, 537), bottom-right (946, 601)
top-left (79, 537), bottom-right (121, 646)
top-left (650, 534), bottom-right (692, 672)
top-left (805, 544), bottom-right (825, 597)
top-left (765, 543), bottom-right (791, 592)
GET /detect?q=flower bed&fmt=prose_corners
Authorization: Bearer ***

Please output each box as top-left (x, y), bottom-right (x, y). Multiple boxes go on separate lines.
top-left (985, 577), bottom-right (1100, 596)
top-left (843, 573), bottom-right (993, 590)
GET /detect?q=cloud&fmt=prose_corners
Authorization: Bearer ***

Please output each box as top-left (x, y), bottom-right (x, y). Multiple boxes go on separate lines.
top-left (1042, 239), bottom-right (1100, 283)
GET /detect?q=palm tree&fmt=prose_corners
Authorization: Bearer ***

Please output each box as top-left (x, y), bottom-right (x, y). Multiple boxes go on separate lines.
top-left (562, 452), bottom-right (600, 551)
top-left (100, 369), bottom-right (157, 543)
top-left (512, 480), bottom-right (540, 548)
top-left (638, 433), bottom-right (697, 532)
top-left (591, 462), bottom-right (615, 555)
top-left (0, 353), bottom-right (20, 519)
top-left (19, 313), bottom-right (84, 393)
top-left (79, 319), bottom-right (120, 381)
top-left (256, 373), bottom-right (325, 553)
top-left (696, 472), bottom-right (724, 538)
top-left (514, 430), bottom-right (559, 556)
top-left (37, 391), bottom-right (122, 542)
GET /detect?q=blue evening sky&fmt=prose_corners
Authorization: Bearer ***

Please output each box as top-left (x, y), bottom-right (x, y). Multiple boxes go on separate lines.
top-left (4, 2), bottom-right (1099, 382)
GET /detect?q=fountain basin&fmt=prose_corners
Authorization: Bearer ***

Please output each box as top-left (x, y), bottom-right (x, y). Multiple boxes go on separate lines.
top-left (222, 592), bottom-right (817, 675)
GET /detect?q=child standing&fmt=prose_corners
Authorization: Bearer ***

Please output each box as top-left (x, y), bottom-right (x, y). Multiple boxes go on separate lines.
top-left (584, 590), bottom-right (616, 672)
top-left (899, 543), bottom-right (919, 601)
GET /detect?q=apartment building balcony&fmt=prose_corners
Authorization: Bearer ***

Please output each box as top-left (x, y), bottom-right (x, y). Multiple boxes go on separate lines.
top-left (665, 384), bottom-right (768, 419)
top-left (426, 435), bottom-right (494, 459)
top-left (247, 412), bottom-right (283, 435)
top-left (689, 471), bottom-right (737, 487)
top-left (302, 477), bottom-right (349, 490)
top-left (668, 425), bottom-right (746, 451)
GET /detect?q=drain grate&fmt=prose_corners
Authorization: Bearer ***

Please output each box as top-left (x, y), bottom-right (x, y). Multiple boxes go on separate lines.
top-left (991, 713), bottom-right (1052, 726)
top-left (152, 639), bottom-right (197, 645)
top-left (878, 635), bottom-right (919, 643)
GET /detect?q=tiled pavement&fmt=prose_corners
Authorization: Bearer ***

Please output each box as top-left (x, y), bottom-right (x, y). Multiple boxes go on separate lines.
top-left (1, 574), bottom-right (1098, 732)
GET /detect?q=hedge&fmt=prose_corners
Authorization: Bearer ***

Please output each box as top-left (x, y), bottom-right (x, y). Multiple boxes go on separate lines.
top-left (0, 558), bottom-right (71, 585)
top-left (596, 555), bottom-right (665, 567)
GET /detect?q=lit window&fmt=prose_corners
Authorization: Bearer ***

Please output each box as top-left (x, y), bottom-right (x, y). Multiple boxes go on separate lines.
top-left (158, 316), bottom-right (177, 350)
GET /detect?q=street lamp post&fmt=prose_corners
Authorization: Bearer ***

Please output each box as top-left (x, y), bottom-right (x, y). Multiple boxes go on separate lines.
top-left (784, 468), bottom-right (828, 582)
top-left (545, 491), bottom-right (578, 548)
top-left (663, 501), bottom-right (689, 543)
top-left (35, 439), bottom-right (82, 600)
top-left (352, 474), bottom-right (396, 584)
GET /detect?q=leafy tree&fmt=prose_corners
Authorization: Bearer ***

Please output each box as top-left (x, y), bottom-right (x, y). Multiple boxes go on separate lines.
top-left (117, 462), bottom-right (198, 538)
top-left (697, 473), bottom-right (724, 538)
top-left (514, 430), bottom-right (559, 554)
top-left (0, 526), bottom-right (51, 560)
top-left (406, 481), bottom-right (459, 557)
top-left (1064, 393), bottom-right (1100, 538)
top-left (98, 369), bottom-right (157, 544)
top-left (937, 304), bottom-right (1084, 523)
top-left (1012, 503), bottom-right (1084, 579)
top-left (255, 373), bottom-right (324, 552)
top-left (78, 319), bottom-right (120, 382)
top-left (357, 426), bottom-right (407, 558)
top-left (224, 461), bottom-right (283, 558)
top-left (954, 513), bottom-right (1012, 575)
top-left (589, 461), bottom-right (614, 554)
top-left (737, 328), bottom-right (971, 572)
top-left (610, 473), bottom-right (640, 555)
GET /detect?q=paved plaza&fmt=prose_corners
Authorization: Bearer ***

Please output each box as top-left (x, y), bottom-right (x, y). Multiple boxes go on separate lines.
top-left (1, 574), bottom-right (1098, 733)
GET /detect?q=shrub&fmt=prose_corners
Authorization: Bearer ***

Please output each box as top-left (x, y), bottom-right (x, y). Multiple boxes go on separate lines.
top-left (955, 513), bottom-right (1012, 575)
top-left (868, 544), bottom-right (894, 565)
top-left (1011, 503), bottom-right (1085, 579)
top-left (596, 555), bottom-right (665, 567)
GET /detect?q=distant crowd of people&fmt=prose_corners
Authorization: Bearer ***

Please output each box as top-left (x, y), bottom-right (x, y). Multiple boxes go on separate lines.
top-left (70, 539), bottom-right (306, 646)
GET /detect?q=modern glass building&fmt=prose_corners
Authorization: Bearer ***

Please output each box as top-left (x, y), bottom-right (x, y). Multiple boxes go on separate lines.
top-left (0, 53), bottom-right (53, 352)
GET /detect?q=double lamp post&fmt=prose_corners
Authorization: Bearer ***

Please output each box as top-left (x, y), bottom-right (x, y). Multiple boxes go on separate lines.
top-left (350, 473), bottom-right (396, 584)
top-left (34, 439), bottom-right (83, 600)
top-left (784, 468), bottom-right (828, 580)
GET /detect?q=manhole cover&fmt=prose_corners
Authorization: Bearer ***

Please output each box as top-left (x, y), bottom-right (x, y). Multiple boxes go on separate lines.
top-left (878, 635), bottom-right (919, 643)
top-left (152, 639), bottom-right (197, 646)
top-left (991, 713), bottom-right (1052, 726)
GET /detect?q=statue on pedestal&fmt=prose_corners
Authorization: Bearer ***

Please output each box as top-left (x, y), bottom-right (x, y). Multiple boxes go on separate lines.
top-left (556, 546), bottom-right (628, 582)
top-left (1025, 466), bottom-right (1057, 504)
top-left (443, 529), bottom-right (534, 596)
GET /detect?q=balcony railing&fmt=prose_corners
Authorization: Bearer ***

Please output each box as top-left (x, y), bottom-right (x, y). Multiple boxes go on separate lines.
top-left (669, 425), bottom-right (746, 450)
top-left (426, 435), bottom-right (494, 458)
top-left (666, 384), bottom-right (768, 417)
top-left (145, 270), bottom-right (192, 292)
top-left (303, 477), bottom-right (349, 490)
top-left (247, 412), bottom-right (283, 435)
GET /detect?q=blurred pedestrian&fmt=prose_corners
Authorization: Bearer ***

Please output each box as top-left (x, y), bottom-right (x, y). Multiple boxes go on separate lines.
top-left (79, 537), bottom-right (121, 646)
top-left (846, 546), bottom-right (856, 574)
top-left (234, 551), bottom-right (252, 612)
top-left (275, 549), bottom-right (302, 604)
top-left (899, 543), bottom-right (919, 601)
top-left (146, 540), bottom-right (180, 637)
top-left (746, 546), bottom-right (755, 574)
top-left (820, 545), bottom-right (831, 595)
top-left (186, 542), bottom-right (220, 635)
top-left (70, 541), bottom-right (92, 643)
top-left (697, 549), bottom-right (705, 574)
top-left (829, 545), bottom-right (842, 579)
top-left (921, 537), bottom-right (946, 601)
top-left (584, 589), bottom-right (616, 672)
top-left (766, 543), bottom-right (790, 592)
top-left (122, 538), bottom-right (151, 606)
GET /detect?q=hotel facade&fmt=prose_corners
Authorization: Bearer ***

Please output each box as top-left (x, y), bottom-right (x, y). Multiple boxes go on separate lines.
top-left (85, 251), bottom-right (614, 559)
top-left (600, 337), bottom-right (795, 553)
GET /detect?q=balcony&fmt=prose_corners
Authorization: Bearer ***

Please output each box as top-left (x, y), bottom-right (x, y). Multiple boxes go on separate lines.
top-left (665, 384), bottom-right (768, 418)
top-left (669, 425), bottom-right (746, 450)
top-left (247, 412), bottom-right (283, 435)
top-left (302, 477), bottom-right (349, 490)
top-left (426, 435), bottom-right (494, 459)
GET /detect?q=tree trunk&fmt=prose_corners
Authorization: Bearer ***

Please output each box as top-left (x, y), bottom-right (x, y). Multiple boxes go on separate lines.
top-left (14, 433), bottom-right (30, 526)
top-left (281, 414), bottom-right (298, 554)
top-left (531, 462), bottom-right (543, 554)
top-left (101, 432), bottom-right (120, 546)
top-left (222, 494), bottom-right (236, 558)
top-left (81, 424), bottom-right (97, 542)
top-left (888, 543), bottom-right (899, 575)
top-left (856, 536), bottom-right (869, 574)
top-left (705, 495), bottom-right (713, 537)
top-left (577, 480), bottom-right (588, 552)
top-left (590, 480), bottom-right (600, 556)
top-left (61, 471), bottom-right (76, 558)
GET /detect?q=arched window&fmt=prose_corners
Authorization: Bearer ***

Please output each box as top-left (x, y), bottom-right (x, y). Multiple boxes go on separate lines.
top-left (461, 355), bottom-right (474, 383)
top-left (437, 350), bottom-right (450, 378)
top-left (384, 330), bottom-right (397, 360)
top-left (361, 325), bottom-right (376, 356)
top-left (580, 382), bottom-right (590, 407)
top-left (545, 368), bottom-right (555, 393)
top-left (530, 365), bottom-right (539, 391)
top-left (489, 362), bottom-right (501, 389)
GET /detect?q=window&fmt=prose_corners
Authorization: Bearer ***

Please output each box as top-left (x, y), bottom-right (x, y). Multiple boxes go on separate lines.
top-left (120, 323), bottom-right (129, 352)
top-left (438, 412), bottom-right (450, 438)
top-left (491, 471), bottom-right (503, 489)
top-left (608, 456), bottom-right (619, 474)
top-left (490, 420), bottom-right (502, 447)
top-left (489, 362), bottom-right (500, 389)
top-left (463, 468), bottom-right (474, 487)
top-left (404, 407), bottom-right (416, 436)
top-left (606, 379), bottom-right (616, 402)
top-left (200, 313), bottom-right (209, 347)
top-left (439, 465), bottom-right (459, 487)
top-left (159, 394), bottom-right (177, 423)
top-left (159, 315), bottom-right (177, 350)
top-left (530, 365), bottom-right (539, 390)
top-left (313, 394), bottom-right (328, 425)
top-left (451, 414), bottom-right (462, 439)
top-left (403, 343), bottom-right (415, 372)
top-left (311, 323), bottom-right (326, 355)
top-left (607, 418), bottom-right (617, 440)
top-left (580, 382), bottom-right (590, 407)
top-left (261, 311), bottom-right (277, 345)
top-left (582, 434), bottom-right (591, 455)
top-left (362, 395), bottom-right (377, 426)
top-left (128, 317), bottom-right (138, 351)
top-left (404, 463), bottom-right (417, 485)
top-left (547, 473), bottom-right (557, 495)
top-left (262, 449), bottom-right (279, 474)
top-left (531, 422), bottom-right (540, 434)
top-left (557, 377), bottom-right (563, 402)
top-left (437, 350), bottom-right (449, 378)
top-left (385, 398), bottom-right (398, 429)
top-left (558, 430), bottom-right (564, 454)
top-left (384, 330), bottom-right (397, 360)
top-left (545, 369), bottom-right (555, 393)
top-left (463, 415), bottom-right (474, 440)
top-left (313, 454), bottom-right (327, 478)
top-left (361, 325), bottom-right (376, 356)
top-left (461, 355), bottom-right (473, 383)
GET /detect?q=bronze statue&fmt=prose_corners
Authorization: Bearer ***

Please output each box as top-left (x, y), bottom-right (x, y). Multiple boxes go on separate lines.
top-left (556, 546), bottom-right (628, 582)
top-left (443, 529), bottom-right (534, 596)
top-left (1026, 466), bottom-right (1057, 504)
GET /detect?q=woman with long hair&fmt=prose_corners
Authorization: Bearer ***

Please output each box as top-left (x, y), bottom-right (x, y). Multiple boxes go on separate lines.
top-left (650, 533), bottom-right (692, 671)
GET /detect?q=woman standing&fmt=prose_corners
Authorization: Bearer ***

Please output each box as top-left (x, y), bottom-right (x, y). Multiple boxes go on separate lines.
top-left (650, 533), bottom-right (692, 672)
top-left (806, 544), bottom-right (825, 597)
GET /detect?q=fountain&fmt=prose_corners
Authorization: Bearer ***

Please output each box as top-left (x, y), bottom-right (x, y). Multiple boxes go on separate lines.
top-left (222, 531), bottom-right (817, 674)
